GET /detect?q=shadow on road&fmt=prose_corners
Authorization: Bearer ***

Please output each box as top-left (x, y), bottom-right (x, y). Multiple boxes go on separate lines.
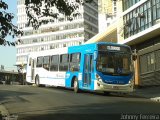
top-left (0, 89), bottom-right (35, 104)
top-left (44, 86), bottom-right (145, 99)
top-left (1, 85), bottom-right (159, 120)
top-left (19, 113), bottom-right (120, 120)
top-left (17, 101), bottom-right (160, 120)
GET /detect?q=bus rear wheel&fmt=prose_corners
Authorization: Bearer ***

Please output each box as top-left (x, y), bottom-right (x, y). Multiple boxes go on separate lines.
top-left (35, 75), bottom-right (40, 87)
top-left (73, 78), bottom-right (79, 93)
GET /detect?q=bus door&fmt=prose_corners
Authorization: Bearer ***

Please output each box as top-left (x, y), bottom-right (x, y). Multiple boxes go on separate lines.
top-left (31, 58), bottom-right (36, 82)
top-left (83, 54), bottom-right (94, 87)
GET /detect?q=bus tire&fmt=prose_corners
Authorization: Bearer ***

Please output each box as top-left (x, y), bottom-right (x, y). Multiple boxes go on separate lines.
top-left (73, 78), bottom-right (79, 93)
top-left (35, 75), bottom-right (40, 87)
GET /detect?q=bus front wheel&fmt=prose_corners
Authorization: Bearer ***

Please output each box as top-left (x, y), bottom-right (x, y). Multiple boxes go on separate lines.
top-left (73, 78), bottom-right (79, 93)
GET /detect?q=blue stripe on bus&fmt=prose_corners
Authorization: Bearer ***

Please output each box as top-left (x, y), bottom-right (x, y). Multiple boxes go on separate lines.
top-left (27, 76), bottom-right (65, 80)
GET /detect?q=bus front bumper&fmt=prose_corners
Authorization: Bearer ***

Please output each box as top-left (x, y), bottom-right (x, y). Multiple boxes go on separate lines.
top-left (94, 80), bottom-right (134, 93)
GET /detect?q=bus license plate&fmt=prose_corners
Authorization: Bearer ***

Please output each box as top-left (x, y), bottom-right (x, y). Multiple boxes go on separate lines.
top-left (112, 86), bottom-right (119, 89)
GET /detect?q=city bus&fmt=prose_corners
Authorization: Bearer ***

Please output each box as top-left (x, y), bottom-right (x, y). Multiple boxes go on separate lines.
top-left (26, 42), bottom-right (134, 93)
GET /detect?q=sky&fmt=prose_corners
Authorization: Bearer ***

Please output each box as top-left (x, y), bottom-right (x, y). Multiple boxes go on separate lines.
top-left (0, 0), bottom-right (17, 71)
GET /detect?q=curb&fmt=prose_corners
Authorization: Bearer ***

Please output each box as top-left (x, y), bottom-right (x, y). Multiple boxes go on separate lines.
top-left (0, 104), bottom-right (18, 120)
top-left (0, 104), bottom-right (9, 115)
top-left (150, 97), bottom-right (160, 102)
top-left (129, 92), bottom-right (160, 103)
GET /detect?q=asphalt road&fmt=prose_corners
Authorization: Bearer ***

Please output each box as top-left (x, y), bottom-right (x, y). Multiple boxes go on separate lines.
top-left (0, 85), bottom-right (160, 120)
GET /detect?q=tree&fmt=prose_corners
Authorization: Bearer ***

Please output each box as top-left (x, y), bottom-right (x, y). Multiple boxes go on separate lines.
top-left (0, 0), bottom-right (23, 46)
top-left (25, 0), bottom-right (93, 29)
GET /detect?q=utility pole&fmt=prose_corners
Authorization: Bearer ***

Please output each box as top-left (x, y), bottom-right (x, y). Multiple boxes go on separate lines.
top-left (18, 63), bottom-right (25, 85)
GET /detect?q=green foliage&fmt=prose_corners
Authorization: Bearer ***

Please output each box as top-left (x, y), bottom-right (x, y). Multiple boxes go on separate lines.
top-left (0, 0), bottom-right (23, 46)
top-left (25, 0), bottom-right (93, 29)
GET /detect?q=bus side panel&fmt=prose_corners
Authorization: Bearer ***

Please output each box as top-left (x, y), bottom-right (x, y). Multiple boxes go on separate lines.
top-left (38, 70), bottom-right (66, 87)
top-left (65, 71), bottom-right (90, 91)
top-left (67, 44), bottom-right (97, 91)
top-left (65, 72), bottom-right (79, 88)
top-left (26, 66), bottom-right (32, 83)
top-left (90, 74), bottom-right (96, 91)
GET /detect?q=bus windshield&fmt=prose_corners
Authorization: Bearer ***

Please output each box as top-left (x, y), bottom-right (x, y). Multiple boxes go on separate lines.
top-left (96, 51), bottom-right (132, 75)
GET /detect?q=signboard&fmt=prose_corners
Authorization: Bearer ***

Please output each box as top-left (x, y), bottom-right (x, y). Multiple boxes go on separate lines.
top-left (107, 46), bottom-right (120, 51)
top-left (98, 44), bottom-right (130, 52)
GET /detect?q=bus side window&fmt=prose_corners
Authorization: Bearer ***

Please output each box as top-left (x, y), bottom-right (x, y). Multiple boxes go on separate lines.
top-left (43, 56), bottom-right (50, 71)
top-left (69, 53), bottom-right (81, 72)
top-left (59, 54), bottom-right (69, 71)
top-left (50, 55), bottom-right (59, 71)
top-left (37, 56), bottom-right (43, 67)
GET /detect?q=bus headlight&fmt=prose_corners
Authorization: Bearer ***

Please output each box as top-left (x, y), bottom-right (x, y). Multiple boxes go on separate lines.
top-left (98, 78), bottom-right (102, 82)
top-left (129, 77), bottom-right (134, 84)
top-left (96, 74), bottom-right (102, 82)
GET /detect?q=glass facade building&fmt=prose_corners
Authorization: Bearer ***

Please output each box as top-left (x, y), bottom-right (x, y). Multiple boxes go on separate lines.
top-left (123, 0), bottom-right (160, 39)
top-left (123, 0), bottom-right (142, 11)
top-left (98, 0), bottom-right (118, 32)
top-left (121, 0), bottom-right (160, 86)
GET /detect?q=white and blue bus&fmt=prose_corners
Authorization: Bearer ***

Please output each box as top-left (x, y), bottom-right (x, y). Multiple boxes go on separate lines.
top-left (26, 42), bottom-right (134, 93)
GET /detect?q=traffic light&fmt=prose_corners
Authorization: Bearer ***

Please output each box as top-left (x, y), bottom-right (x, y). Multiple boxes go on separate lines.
top-left (132, 49), bottom-right (137, 61)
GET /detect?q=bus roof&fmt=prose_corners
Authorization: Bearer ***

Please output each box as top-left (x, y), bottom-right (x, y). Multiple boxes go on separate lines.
top-left (69, 42), bottom-right (130, 49)
top-left (68, 42), bottom-right (131, 54)
top-left (28, 47), bottom-right (68, 58)
top-left (91, 42), bottom-right (130, 47)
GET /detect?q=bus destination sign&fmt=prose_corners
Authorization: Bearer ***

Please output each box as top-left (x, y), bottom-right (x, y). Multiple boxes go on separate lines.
top-left (98, 45), bottom-right (120, 51)
top-left (98, 44), bottom-right (130, 52)
top-left (107, 46), bottom-right (120, 51)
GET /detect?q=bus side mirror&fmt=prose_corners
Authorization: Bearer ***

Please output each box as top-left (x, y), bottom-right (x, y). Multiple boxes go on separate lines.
top-left (132, 49), bottom-right (137, 61)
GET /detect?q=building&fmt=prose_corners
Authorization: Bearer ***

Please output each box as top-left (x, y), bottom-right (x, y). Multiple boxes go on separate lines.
top-left (0, 70), bottom-right (20, 84)
top-left (16, 0), bottom-right (98, 70)
top-left (85, 0), bottom-right (123, 44)
top-left (119, 0), bottom-right (160, 86)
top-left (87, 0), bottom-right (160, 87)
top-left (98, 0), bottom-right (120, 32)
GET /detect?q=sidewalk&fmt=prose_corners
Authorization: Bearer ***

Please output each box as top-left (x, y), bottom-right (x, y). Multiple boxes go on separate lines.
top-left (131, 86), bottom-right (160, 102)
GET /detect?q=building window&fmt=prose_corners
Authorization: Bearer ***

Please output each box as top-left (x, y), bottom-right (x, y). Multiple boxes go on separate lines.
top-left (155, 50), bottom-right (160, 70)
top-left (123, 0), bottom-right (160, 39)
top-left (123, 0), bottom-right (142, 11)
top-left (140, 52), bottom-right (156, 74)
